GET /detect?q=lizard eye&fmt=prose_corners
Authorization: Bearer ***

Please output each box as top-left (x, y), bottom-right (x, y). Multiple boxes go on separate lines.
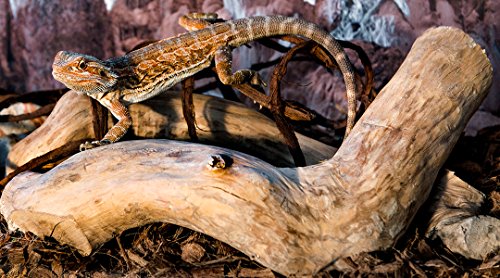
top-left (99, 70), bottom-right (106, 77)
top-left (78, 60), bottom-right (87, 70)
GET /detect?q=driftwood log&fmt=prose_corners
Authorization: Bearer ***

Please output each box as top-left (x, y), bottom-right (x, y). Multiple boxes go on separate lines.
top-left (0, 27), bottom-right (494, 275)
top-left (425, 171), bottom-right (500, 260)
top-left (6, 91), bottom-right (335, 172)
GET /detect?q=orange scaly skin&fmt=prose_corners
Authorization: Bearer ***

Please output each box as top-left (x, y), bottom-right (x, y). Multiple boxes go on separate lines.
top-left (52, 14), bottom-right (357, 150)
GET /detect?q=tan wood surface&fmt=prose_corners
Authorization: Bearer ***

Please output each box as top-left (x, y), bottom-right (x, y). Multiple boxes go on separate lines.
top-left (0, 27), bottom-right (493, 275)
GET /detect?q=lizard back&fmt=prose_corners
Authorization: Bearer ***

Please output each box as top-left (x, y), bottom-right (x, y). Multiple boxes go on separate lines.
top-left (115, 15), bottom-right (355, 114)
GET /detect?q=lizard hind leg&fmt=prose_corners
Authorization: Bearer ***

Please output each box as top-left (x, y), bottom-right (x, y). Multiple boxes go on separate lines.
top-left (215, 46), bottom-right (267, 87)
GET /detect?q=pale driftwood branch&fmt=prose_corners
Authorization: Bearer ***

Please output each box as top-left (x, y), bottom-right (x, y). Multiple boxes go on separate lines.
top-left (6, 90), bottom-right (335, 172)
top-left (425, 171), bottom-right (500, 260)
top-left (0, 27), bottom-right (493, 275)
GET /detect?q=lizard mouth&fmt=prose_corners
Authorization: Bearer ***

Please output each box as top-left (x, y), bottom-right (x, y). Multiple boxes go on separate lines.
top-left (51, 68), bottom-right (74, 88)
top-left (51, 69), bottom-right (66, 83)
top-left (52, 68), bottom-right (117, 95)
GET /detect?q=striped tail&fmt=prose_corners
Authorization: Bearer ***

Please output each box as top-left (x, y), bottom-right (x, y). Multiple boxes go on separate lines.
top-left (229, 16), bottom-right (357, 137)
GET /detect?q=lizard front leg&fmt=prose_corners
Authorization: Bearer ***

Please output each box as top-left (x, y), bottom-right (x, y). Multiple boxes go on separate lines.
top-left (81, 97), bottom-right (132, 151)
top-left (214, 46), bottom-right (266, 87)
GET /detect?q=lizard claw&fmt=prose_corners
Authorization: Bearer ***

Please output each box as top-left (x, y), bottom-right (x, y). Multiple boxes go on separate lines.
top-left (79, 139), bottom-right (112, 151)
top-left (80, 141), bottom-right (97, 151)
top-left (250, 73), bottom-right (267, 87)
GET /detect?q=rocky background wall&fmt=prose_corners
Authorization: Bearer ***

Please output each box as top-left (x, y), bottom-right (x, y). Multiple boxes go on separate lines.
top-left (0, 0), bottom-right (499, 132)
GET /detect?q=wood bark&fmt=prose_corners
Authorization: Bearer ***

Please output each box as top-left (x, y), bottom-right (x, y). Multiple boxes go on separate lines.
top-left (6, 90), bottom-right (335, 172)
top-left (0, 27), bottom-right (493, 275)
top-left (425, 171), bottom-right (500, 260)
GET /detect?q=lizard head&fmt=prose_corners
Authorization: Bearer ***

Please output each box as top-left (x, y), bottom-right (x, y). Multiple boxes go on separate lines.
top-left (52, 51), bottom-right (119, 95)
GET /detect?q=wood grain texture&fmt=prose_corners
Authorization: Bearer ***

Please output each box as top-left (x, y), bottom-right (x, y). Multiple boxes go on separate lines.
top-left (425, 171), bottom-right (500, 260)
top-left (6, 90), bottom-right (335, 173)
top-left (0, 27), bottom-right (493, 275)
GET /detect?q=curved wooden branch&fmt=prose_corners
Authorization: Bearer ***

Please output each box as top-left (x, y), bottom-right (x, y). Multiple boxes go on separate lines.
top-left (0, 27), bottom-right (493, 275)
top-left (6, 90), bottom-right (335, 173)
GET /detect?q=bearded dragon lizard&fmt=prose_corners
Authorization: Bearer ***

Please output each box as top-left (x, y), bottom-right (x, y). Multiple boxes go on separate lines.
top-left (52, 14), bottom-right (357, 150)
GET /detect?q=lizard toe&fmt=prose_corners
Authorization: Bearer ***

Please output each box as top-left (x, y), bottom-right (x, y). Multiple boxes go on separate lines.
top-left (79, 139), bottom-right (111, 151)
top-left (250, 73), bottom-right (267, 87)
top-left (80, 141), bottom-right (98, 151)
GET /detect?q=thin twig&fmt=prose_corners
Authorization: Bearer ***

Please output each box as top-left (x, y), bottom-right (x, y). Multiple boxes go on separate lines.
top-left (0, 139), bottom-right (85, 188)
top-left (0, 103), bottom-right (55, 122)
top-left (181, 77), bottom-right (198, 141)
top-left (0, 88), bottom-right (67, 110)
top-left (90, 98), bottom-right (108, 140)
top-left (268, 41), bottom-right (311, 166)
